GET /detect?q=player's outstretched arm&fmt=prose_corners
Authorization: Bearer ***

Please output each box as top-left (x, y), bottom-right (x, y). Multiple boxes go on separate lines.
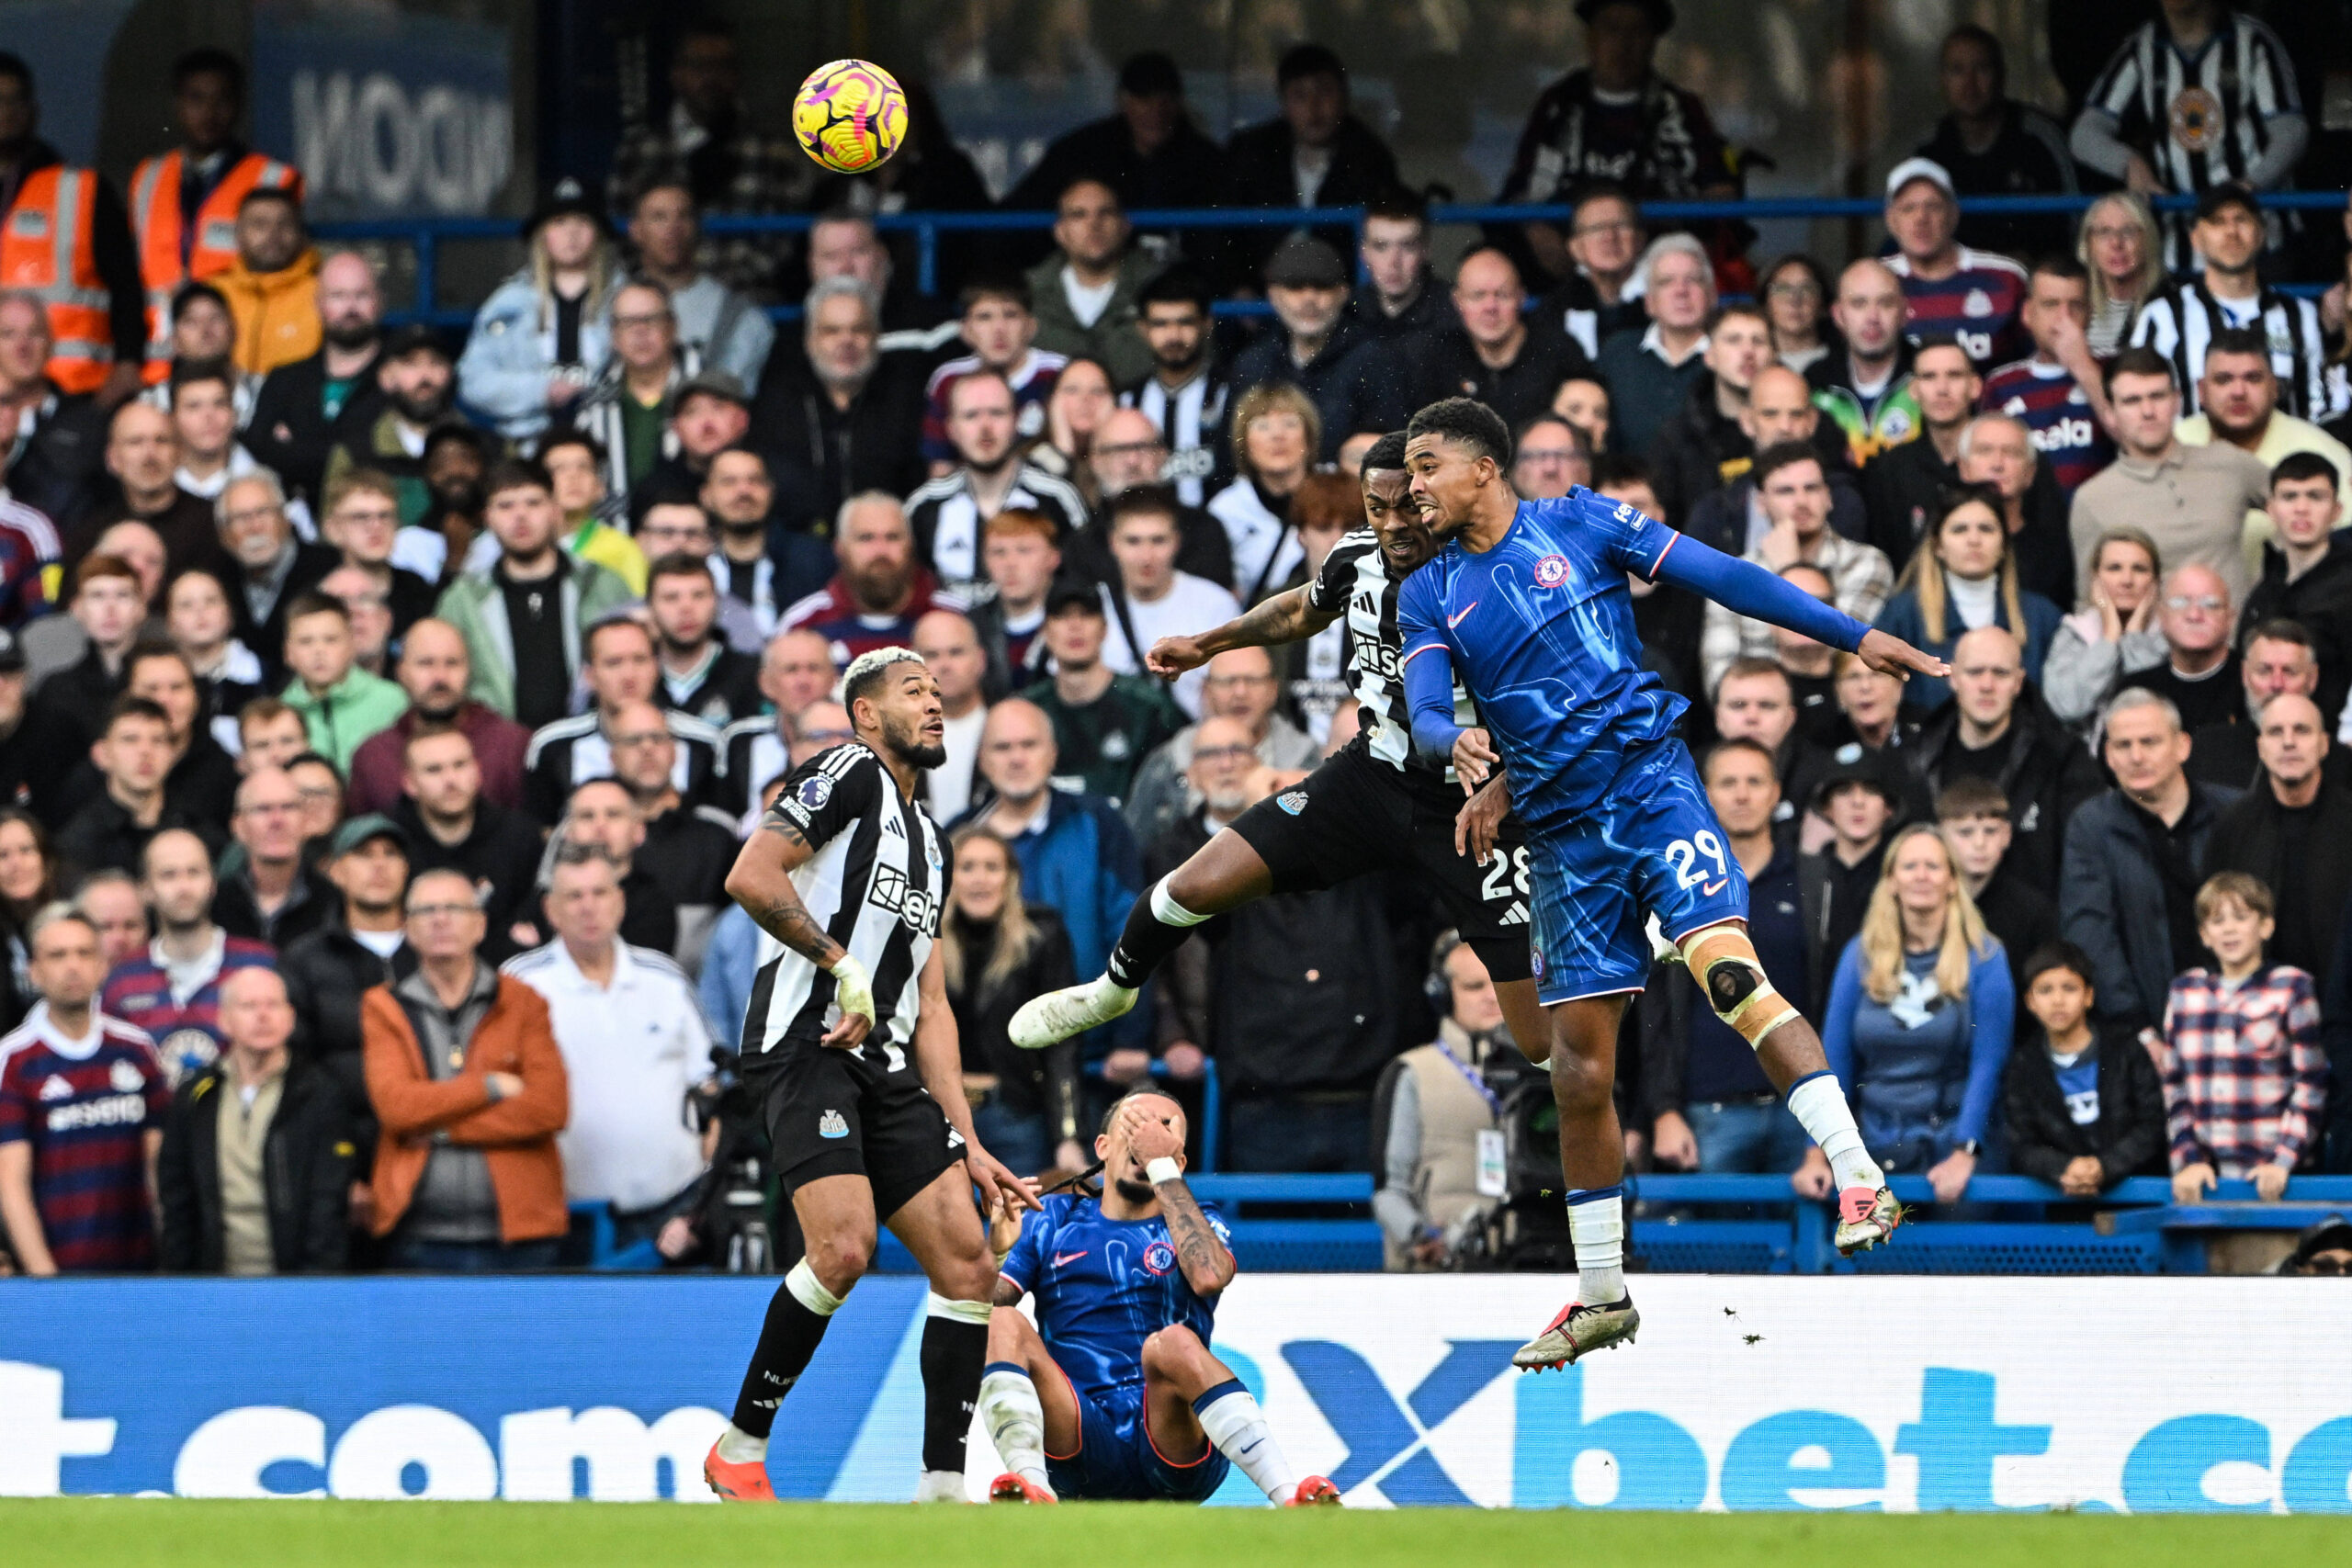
top-left (1147, 584), bottom-right (1339, 677)
top-left (1651, 528), bottom-right (1871, 653)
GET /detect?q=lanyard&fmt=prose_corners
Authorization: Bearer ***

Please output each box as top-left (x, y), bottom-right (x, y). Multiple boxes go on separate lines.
top-left (1432, 1036), bottom-right (1500, 1118)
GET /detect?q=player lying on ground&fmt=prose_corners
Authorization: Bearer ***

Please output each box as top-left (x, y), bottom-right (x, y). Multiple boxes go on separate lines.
top-left (1009, 430), bottom-right (1548, 1064)
top-left (706, 648), bottom-right (1041, 1503)
top-left (978, 1089), bottom-right (1340, 1506)
top-left (1395, 398), bottom-right (1949, 1370)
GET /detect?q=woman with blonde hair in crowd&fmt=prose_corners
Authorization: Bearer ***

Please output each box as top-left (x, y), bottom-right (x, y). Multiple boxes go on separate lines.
top-left (2075, 193), bottom-right (2165, 359)
top-left (1872, 484), bottom-right (2062, 714)
top-left (458, 181), bottom-right (621, 442)
top-left (1815, 822), bottom-right (2014, 1204)
top-left (2042, 525), bottom-right (2165, 733)
top-left (940, 825), bottom-right (1084, 1178)
top-left (1207, 382), bottom-right (1321, 604)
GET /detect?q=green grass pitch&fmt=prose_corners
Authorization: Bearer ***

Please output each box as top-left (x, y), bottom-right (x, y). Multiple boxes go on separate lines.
top-left (6, 1500), bottom-right (2346, 1568)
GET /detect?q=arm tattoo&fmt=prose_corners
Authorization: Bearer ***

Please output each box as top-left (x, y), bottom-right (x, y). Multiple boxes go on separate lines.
top-left (753, 898), bottom-right (839, 966)
top-left (1208, 587), bottom-right (1321, 653)
top-left (1155, 1177), bottom-right (1232, 1291)
top-left (758, 809), bottom-right (810, 849)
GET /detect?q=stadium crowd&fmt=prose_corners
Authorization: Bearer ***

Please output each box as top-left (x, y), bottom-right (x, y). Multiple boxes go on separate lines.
top-left (2, 1), bottom-right (2351, 1275)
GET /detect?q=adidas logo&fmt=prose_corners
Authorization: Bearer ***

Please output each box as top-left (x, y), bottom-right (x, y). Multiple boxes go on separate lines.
top-left (38, 1075), bottom-right (71, 1101)
top-left (1499, 902), bottom-right (1530, 927)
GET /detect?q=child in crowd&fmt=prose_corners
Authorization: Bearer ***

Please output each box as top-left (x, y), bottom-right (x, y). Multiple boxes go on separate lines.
top-left (2001, 942), bottom-right (2165, 1195)
top-left (2162, 873), bottom-right (2329, 1202)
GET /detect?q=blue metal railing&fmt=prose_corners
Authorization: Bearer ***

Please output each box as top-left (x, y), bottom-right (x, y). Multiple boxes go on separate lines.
top-left (313, 189), bottom-right (2346, 331)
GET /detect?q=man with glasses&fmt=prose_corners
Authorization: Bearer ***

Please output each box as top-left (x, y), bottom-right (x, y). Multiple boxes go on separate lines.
top-left (319, 469), bottom-right (436, 637)
top-left (2121, 564), bottom-right (2242, 735)
top-left (567, 280), bottom-right (694, 514)
top-left (211, 764), bottom-right (337, 947)
top-left (633, 496), bottom-right (761, 654)
top-left (1080, 407), bottom-right (1234, 591)
top-left (215, 471), bottom-right (337, 689)
top-left (2069, 348), bottom-right (2270, 609)
top-left (1539, 184), bottom-right (1648, 361)
top-left (1509, 414), bottom-right (1591, 502)
top-left (361, 865), bottom-right (570, 1271)
top-left (1123, 645), bottom-right (1320, 849)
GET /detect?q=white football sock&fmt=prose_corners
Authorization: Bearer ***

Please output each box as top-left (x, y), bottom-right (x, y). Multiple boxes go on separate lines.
top-left (1567, 1186), bottom-right (1625, 1303)
top-left (1195, 1382), bottom-right (1299, 1504)
top-left (913, 1470), bottom-right (967, 1502)
top-left (1786, 1071), bottom-right (1884, 1190)
top-left (716, 1423), bottom-right (767, 1463)
top-left (978, 1365), bottom-right (1054, 1493)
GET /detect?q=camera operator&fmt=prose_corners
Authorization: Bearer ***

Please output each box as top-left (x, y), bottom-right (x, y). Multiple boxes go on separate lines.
top-left (1370, 931), bottom-right (1530, 1270)
top-left (682, 1043), bottom-right (776, 1274)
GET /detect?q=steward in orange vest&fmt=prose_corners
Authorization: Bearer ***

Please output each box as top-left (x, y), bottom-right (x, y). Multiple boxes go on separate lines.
top-left (1, 58), bottom-right (146, 399)
top-left (128, 50), bottom-right (303, 383)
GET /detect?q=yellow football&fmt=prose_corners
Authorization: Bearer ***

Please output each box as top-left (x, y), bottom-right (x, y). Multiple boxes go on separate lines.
top-left (791, 59), bottom-right (908, 175)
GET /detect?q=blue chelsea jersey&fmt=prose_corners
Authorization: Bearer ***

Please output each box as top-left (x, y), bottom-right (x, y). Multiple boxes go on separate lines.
top-left (999, 1192), bottom-right (1232, 1402)
top-left (1396, 489), bottom-right (1690, 830)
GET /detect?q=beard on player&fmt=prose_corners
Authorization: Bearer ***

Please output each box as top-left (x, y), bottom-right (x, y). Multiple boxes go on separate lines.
top-left (878, 705), bottom-right (947, 769)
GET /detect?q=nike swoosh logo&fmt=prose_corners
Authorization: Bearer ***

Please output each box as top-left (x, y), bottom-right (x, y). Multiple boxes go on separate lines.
top-left (1446, 601), bottom-right (1479, 628)
top-left (1702, 878), bottom-right (1728, 896)
top-left (1052, 1251), bottom-right (1086, 1267)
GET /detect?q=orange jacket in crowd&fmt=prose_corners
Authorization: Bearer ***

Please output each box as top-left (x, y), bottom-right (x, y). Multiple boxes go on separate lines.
top-left (362, 972), bottom-right (570, 1244)
top-left (127, 147), bottom-right (304, 378)
top-left (215, 245), bottom-right (322, 378)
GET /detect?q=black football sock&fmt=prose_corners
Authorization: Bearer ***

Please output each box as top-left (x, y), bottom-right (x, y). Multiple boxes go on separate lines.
top-left (919, 1296), bottom-right (993, 1474)
top-left (1106, 877), bottom-right (1211, 987)
top-left (729, 1260), bottom-right (842, 1438)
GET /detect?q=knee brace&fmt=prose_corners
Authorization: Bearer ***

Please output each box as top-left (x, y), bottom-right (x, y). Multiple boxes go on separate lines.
top-left (1678, 924), bottom-right (1798, 1050)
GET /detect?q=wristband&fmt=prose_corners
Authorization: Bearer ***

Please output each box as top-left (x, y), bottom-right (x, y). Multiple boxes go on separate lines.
top-left (1145, 1156), bottom-right (1182, 1186)
top-left (829, 953), bottom-right (876, 1021)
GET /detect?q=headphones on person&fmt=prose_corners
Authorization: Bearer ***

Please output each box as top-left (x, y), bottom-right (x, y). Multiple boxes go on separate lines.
top-left (1425, 929), bottom-right (1466, 1011)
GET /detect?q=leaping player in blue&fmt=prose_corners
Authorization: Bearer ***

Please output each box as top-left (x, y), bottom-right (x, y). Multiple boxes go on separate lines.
top-left (1396, 398), bottom-right (1951, 1370)
top-left (976, 1089), bottom-right (1340, 1507)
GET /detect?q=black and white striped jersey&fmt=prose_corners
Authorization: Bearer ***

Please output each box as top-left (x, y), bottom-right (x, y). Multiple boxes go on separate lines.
top-left (719, 716), bottom-right (792, 825)
top-left (741, 742), bottom-right (948, 1070)
top-left (1119, 367), bottom-right (1236, 507)
top-left (1306, 527), bottom-right (1476, 795)
top-left (2079, 16), bottom-right (2303, 268)
top-left (2129, 280), bottom-right (2346, 423)
top-left (524, 709), bottom-right (724, 824)
top-left (903, 463), bottom-right (1088, 597)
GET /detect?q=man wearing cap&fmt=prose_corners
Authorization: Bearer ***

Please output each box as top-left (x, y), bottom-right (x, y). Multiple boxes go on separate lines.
top-left (1498, 0), bottom-right (1734, 287)
top-left (101, 827), bottom-right (277, 1087)
top-left (281, 812), bottom-right (414, 1128)
top-left (1219, 45), bottom-right (1400, 290)
top-left (564, 279), bottom-right (695, 513)
top-left (2131, 186), bottom-right (2339, 423)
top-left (628, 368), bottom-right (752, 528)
top-left (626, 179), bottom-right (773, 394)
top-left (1017, 581), bottom-right (1187, 805)
top-left (1882, 157), bottom-right (2029, 374)
top-left (1229, 237), bottom-right (1405, 463)
top-left (322, 324), bottom-right (465, 528)
top-left (1796, 750), bottom-right (1903, 1006)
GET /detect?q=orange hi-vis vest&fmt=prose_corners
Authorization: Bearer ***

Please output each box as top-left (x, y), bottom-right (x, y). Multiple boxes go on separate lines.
top-left (127, 149), bottom-right (304, 380)
top-left (1, 166), bottom-right (115, 395)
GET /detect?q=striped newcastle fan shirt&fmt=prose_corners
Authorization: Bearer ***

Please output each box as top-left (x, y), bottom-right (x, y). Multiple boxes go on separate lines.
top-left (2128, 280), bottom-right (2346, 423)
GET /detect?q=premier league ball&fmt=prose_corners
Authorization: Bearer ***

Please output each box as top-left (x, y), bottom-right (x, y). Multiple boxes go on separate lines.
top-left (791, 59), bottom-right (908, 174)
